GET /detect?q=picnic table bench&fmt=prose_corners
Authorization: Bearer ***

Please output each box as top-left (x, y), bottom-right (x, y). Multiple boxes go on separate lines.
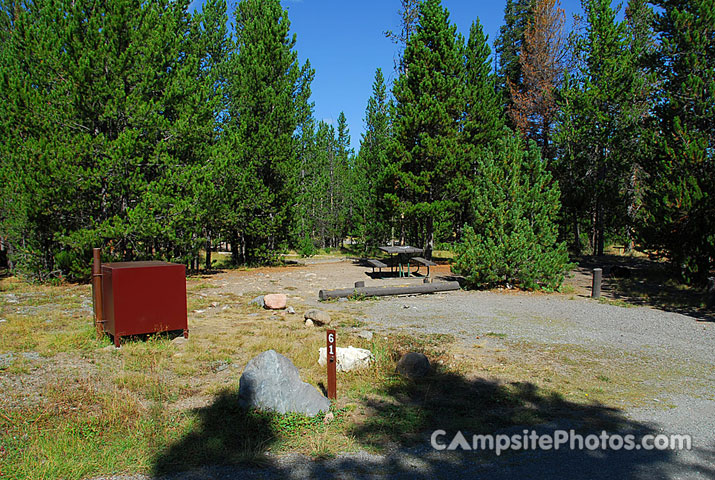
top-left (366, 258), bottom-right (388, 274)
top-left (410, 256), bottom-right (437, 277)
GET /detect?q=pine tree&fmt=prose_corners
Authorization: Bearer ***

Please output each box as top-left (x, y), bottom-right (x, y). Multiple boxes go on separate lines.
top-left (553, 0), bottom-right (636, 256)
top-left (357, 68), bottom-right (392, 248)
top-left (622, 0), bottom-right (656, 251)
top-left (388, 0), bottom-right (464, 257)
top-left (223, 0), bottom-right (312, 263)
top-left (508, 0), bottom-right (567, 161)
top-left (640, 0), bottom-right (714, 282)
top-left (494, 0), bottom-right (534, 114)
top-left (0, 0), bottom-right (214, 279)
top-left (453, 134), bottom-right (570, 290)
top-left (459, 19), bottom-right (506, 232)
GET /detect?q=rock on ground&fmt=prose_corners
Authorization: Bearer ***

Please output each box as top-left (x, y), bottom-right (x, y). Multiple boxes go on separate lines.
top-left (238, 349), bottom-right (329, 417)
top-left (264, 294), bottom-right (287, 310)
top-left (396, 352), bottom-right (430, 378)
top-left (318, 346), bottom-right (374, 372)
top-left (304, 309), bottom-right (331, 325)
top-left (357, 330), bottom-right (374, 341)
top-left (249, 295), bottom-right (265, 308)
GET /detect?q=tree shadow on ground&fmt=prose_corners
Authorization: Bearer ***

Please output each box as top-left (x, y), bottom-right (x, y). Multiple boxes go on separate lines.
top-left (575, 255), bottom-right (714, 322)
top-left (151, 359), bottom-right (709, 479)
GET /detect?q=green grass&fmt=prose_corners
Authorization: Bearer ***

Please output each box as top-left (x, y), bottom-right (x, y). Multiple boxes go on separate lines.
top-left (485, 332), bottom-right (508, 338)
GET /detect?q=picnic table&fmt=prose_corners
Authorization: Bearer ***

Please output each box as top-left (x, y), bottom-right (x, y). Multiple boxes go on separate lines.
top-left (378, 245), bottom-right (432, 277)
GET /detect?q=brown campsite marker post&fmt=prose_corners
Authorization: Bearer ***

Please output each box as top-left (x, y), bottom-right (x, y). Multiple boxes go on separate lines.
top-left (91, 248), bottom-right (104, 337)
top-left (326, 329), bottom-right (337, 400)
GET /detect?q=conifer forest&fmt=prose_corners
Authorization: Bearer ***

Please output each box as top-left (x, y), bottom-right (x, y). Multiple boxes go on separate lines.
top-left (0, 0), bottom-right (713, 288)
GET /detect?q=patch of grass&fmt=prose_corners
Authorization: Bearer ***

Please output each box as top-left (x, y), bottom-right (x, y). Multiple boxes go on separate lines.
top-left (485, 332), bottom-right (508, 338)
top-left (597, 297), bottom-right (637, 308)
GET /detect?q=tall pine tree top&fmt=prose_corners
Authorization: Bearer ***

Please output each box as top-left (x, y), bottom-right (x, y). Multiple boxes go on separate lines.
top-left (463, 19), bottom-right (505, 148)
top-left (389, 0), bottom-right (464, 254)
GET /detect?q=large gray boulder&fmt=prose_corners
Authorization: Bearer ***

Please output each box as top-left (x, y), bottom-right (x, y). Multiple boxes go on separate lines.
top-left (238, 350), bottom-right (329, 417)
top-left (396, 352), bottom-right (430, 379)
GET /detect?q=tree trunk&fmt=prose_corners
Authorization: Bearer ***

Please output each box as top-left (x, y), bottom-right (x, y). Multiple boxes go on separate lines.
top-left (205, 234), bottom-right (212, 270)
top-left (572, 210), bottom-right (581, 254)
top-left (595, 199), bottom-right (604, 256)
top-left (424, 216), bottom-right (434, 260)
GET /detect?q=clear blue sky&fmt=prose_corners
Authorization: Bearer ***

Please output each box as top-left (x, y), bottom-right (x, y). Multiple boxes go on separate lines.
top-left (193, 0), bottom-right (587, 152)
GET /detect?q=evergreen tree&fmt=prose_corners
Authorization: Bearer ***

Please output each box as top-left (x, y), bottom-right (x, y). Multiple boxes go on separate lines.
top-left (622, 0), bottom-right (656, 251)
top-left (494, 0), bottom-right (534, 114)
top-left (388, 0), bottom-right (464, 257)
top-left (223, 0), bottom-right (312, 263)
top-left (508, 0), bottom-right (567, 161)
top-left (553, 0), bottom-right (636, 255)
top-left (357, 68), bottom-right (392, 248)
top-left (640, 0), bottom-right (714, 282)
top-left (459, 19), bottom-right (506, 231)
top-left (453, 134), bottom-right (570, 290)
top-left (0, 0), bottom-right (213, 279)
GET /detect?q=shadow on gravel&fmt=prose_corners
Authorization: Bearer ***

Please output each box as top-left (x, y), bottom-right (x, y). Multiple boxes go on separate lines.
top-left (575, 255), bottom-right (714, 322)
top-left (151, 362), bottom-right (702, 479)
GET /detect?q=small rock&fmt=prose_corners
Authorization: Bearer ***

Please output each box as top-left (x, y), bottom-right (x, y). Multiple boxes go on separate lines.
top-left (402, 304), bottom-right (410, 309)
top-left (213, 361), bottom-right (229, 372)
top-left (338, 298), bottom-right (348, 303)
top-left (357, 330), bottom-right (373, 341)
top-left (323, 412), bottom-right (335, 424)
top-left (396, 352), bottom-right (430, 379)
top-left (211, 302), bottom-right (219, 308)
top-left (318, 346), bottom-right (374, 372)
top-left (20, 352), bottom-right (40, 361)
top-left (222, 305), bottom-right (231, 311)
top-left (0, 353), bottom-right (14, 368)
top-left (264, 294), bottom-right (287, 310)
top-left (305, 319), bottom-right (315, 328)
top-left (249, 296), bottom-right (265, 308)
top-left (286, 306), bottom-right (296, 314)
top-left (102, 345), bottom-right (118, 352)
top-left (171, 336), bottom-right (187, 346)
top-left (193, 309), bottom-right (206, 314)
top-left (0, 318), bottom-right (6, 323)
top-left (4, 294), bottom-right (18, 304)
top-left (304, 309), bottom-right (331, 326)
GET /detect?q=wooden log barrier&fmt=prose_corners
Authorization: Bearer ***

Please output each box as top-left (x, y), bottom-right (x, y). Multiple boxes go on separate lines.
top-left (319, 281), bottom-right (460, 301)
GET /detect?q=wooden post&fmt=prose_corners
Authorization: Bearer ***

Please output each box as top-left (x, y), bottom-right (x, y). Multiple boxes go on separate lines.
top-left (326, 329), bottom-right (337, 400)
top-left (92, 248), bottom-right (104, 337)
top-left (592, 268), bottom-right (602, 299)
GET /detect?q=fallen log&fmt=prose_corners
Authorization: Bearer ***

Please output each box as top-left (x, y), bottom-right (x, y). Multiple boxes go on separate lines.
top-left (319, 281), bottom-right (460, 301)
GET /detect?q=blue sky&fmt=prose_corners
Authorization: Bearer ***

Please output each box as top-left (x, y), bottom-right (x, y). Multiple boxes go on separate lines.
top-left (193, 0), bottom-right (588, 152)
